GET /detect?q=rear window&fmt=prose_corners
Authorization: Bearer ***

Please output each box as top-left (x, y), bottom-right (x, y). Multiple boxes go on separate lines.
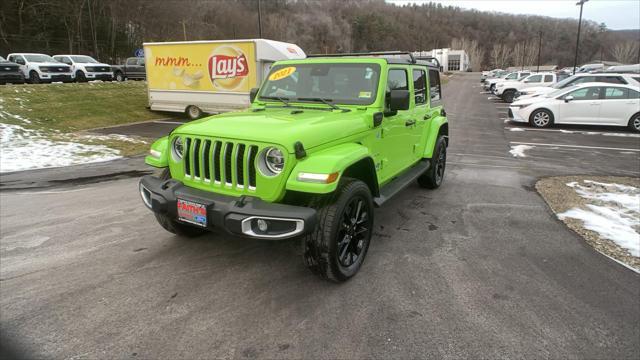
top-left (428, 69), bottom-right (442, 103)
top-left (603, 87), bottom-right (628, 99)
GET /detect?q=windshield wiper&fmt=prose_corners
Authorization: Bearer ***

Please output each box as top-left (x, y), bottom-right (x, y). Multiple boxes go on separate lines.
top-left (260, 96), bottom-right (292, 107)
top-left (297, 97), bottom-right (350, 112)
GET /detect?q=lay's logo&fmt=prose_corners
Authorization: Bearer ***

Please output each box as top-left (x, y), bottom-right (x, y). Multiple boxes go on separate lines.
top-left (208, 54), bottom-right (248, 79)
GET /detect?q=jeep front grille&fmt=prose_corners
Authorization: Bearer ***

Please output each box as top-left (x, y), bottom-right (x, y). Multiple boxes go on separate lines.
top-left (182, 137), bottom-right (259, 190)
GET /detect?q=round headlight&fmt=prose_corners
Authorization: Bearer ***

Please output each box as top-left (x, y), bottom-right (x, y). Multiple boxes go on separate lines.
top-left (172, 137), bottom-right (184, 160)
top-left (264, 147), bottom-right (284, 174)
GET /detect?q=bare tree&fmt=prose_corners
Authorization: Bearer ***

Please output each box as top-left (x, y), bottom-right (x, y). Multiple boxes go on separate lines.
top-left (611, 41), bottom-right (640, 64)
top-left (491, 44), bottom-right (513, 69)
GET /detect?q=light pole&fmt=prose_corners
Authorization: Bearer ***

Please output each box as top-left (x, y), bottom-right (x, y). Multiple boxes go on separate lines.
top-left (573, 0), bottom-right (589, 75)
top-left (257, 0), bottom-right (263, 38)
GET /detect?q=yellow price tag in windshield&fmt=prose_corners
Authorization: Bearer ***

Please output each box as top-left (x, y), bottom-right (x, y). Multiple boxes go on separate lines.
top-left (269, 67), bottom-right (296, 81)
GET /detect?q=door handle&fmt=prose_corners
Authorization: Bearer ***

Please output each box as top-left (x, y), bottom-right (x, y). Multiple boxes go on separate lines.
top-left (405, 120), bottom-right (416, 127)
top-left (423, 114), bottom-right (432, 120)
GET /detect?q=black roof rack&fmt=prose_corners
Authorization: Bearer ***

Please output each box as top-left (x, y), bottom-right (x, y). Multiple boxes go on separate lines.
top-left (306, 51), bottom-right (441, 70)
top-left (414, 56), bottom-right (441, 69)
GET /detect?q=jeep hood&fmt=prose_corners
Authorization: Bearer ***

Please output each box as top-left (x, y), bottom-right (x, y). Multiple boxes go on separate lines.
top-left (173, 108), bottom-right (372, 152)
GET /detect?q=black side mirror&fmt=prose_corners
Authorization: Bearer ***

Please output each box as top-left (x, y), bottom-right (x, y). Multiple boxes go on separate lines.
top-left (388, 89), bottom-right (410, 112)
top-left (16, 59), bottom-right (25, 65)
top-left (249, 87), bottom-right (259, 103)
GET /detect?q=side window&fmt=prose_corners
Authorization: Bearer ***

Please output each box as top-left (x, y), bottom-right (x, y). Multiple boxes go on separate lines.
top-left (524, 75), bottom-right (542, 83)
top-left (386, 69), bottom-right (408, 111)
top-left (603, 76), bottom-right (626, 84)
top-left (8, 55), bottom-right (15, 62)
top-left (126, 58), bottom-right (137, 66)
top-left (428, 69), bottom-right (442, 103)
top-left (628, 89), bottom-right (640, 99)
top-left (544, 75), bottom-right (554, 82)
top-left (574, 76), bottom-right (594, 85)
top-left (566, 87), bottom-right (601, 100)
top-left (412, 69), bottom-right (427, 106)
top-left (603, 87), bottom-right (628, 100)
top-left (138, 58), bottom-right (145, 66)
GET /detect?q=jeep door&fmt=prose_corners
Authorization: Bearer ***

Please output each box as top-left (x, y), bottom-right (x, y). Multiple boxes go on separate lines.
top-left (410, 67), bottom-right (429, 160)
top-left (378, 67), bottom-right (416, 182)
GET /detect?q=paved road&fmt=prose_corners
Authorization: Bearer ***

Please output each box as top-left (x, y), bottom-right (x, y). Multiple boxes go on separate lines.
top-left (1, 73), bottom-right (638, 359)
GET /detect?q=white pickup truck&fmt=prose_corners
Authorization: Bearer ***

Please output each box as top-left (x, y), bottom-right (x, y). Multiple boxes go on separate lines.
top-left (6, 53), bottom-right (73, 84)
top-left (494, 72), bottom-right (560, 103)
top-left (484, 71), bottom-right (531, 92)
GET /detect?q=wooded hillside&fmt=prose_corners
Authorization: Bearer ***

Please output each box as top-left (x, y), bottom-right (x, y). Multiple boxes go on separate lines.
top-left (1, 0), bottom-right (638, 69)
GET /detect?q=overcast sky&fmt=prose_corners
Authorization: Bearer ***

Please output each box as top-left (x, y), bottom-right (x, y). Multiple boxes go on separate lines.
top-left (387, 0), bottom-right (640, 30)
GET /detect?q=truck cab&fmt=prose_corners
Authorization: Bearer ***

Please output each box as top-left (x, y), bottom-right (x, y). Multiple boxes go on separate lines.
top-left (112, 57), bottom-right (146, 82)
top-left (7, 53), bottom-right (73, 84)
top-left (139, 52), bottom-right (449, 282)
top-left (53, 55), bottom-right (113, 82)
top-left (495, 72), bottom-right (561, 103)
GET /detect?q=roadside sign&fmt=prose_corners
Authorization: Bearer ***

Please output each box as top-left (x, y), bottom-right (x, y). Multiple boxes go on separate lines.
top-left (134, 48), bottom-right (144, 57)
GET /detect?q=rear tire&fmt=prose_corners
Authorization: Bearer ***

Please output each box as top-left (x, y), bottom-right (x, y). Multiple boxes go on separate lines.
top-left (29, 71), bottom-right (41, 84)
top-left (529, 109), bottom-right (553, 128)
top-left (186, 105), bottom-right (203, 120)
top-left (628, 113), bottom-right (640, 133)
top-left (153, 169), bottom-right (207, 237)
top-left (502, 89), bottom-right (516, 103)
top-left (418, 136), bottom-right (447, 189)
top-left (303, 178), bottom-right (374, 282)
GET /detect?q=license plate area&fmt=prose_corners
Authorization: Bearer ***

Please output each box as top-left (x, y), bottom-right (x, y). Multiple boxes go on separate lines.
top-left (177, 198), bottom-right (207, 227)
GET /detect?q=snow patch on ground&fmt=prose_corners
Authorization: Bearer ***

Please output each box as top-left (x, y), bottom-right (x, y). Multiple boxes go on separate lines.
top-left (0, 122), bottom-right (122, 173)
top-left (559, 180), bottom-right (640, 257)
top-left (509, 144), bottom-right (534, 157)
top-left (509, 128), bottom-right (525, 132)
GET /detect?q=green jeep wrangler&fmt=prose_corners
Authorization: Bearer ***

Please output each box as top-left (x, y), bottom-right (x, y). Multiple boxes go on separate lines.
top-left (139, 52), bottom-right (448, 282)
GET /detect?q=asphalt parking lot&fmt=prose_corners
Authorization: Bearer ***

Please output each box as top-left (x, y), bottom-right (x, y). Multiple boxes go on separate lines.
top-left (1, 73), bottom-right (638, 359)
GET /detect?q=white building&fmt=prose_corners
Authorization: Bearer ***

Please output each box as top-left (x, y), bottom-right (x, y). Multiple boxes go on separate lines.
top-left (414, 48), bottom-right (470, 72)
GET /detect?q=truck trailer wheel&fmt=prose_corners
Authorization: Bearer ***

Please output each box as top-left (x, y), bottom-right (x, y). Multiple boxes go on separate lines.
top-left (186, 105), bottom-right (203, 120)
top-left (153, 169), bottom-right (207, 237)
top-left (303, 178), bottom-right (374, 282)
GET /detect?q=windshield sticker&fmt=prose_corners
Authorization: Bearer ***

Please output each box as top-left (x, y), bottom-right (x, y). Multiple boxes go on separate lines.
top-left (359, 91), bottom-right (372, 98)
top-left (269, 66), bottom-right (296, 81)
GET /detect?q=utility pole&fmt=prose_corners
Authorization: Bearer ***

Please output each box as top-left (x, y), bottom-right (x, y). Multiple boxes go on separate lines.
top-left (521, 42), bottom-right (526, 71)
top-left (537, 31), bottom-right (542, 72)
top-left (182, 20), bottom-right (187, 41)
top-left (257, 0), bottom-right (263, 38)
top-left (573, 0), bottom-right (589, 75)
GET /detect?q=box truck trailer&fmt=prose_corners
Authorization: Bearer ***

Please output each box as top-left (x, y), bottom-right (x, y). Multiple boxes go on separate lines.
top-left (143, 39), bottom-right (305, 119)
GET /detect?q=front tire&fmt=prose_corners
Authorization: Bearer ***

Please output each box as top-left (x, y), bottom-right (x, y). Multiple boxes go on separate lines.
top-left (628, 113), bottom-right (640, 133)
top-left (529, 109), bottom-right (553, 128)
top-left (153, 169), bottom-right (206, 237)
top-left (114, 72), bottom-right (125, 82)
top-left (29, 71), bottom-right (41, 84)
top-left (76, 70), bottom-right (87, 82)
top-left (303, 178), bottom-right (374, 282)
top-left (418, 136), bottom-right (447, 189)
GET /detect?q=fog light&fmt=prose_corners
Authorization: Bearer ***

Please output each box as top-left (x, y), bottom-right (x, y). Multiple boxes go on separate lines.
top-left (257, 219), bottom-right (268, 232)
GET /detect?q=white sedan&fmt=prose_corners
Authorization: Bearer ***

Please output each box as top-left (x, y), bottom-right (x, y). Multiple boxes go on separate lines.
top-left (508, 82), bottom-right (640, 132)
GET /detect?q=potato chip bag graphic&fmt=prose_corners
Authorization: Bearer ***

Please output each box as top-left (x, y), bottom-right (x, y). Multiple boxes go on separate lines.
top-left (208, 46), bottom-right (249, 91)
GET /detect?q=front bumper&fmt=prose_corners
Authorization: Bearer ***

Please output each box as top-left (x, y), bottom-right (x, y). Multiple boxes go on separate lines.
top-left (0, 73), bottom-right (25, 84)
top-left (40, 74), bottom-right (74, 82)
top-left (139, 175), bottom-right (317, 239)
top-left (86, 72), bottom-right (113, 80)
top-left (508, 107), bottom-right (527, 123)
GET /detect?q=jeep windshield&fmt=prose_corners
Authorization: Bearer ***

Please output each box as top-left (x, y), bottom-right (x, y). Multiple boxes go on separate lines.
top-left (258, 63), bottom-right (381, 106)
top-left (24, 54), bottom-right (56, 63)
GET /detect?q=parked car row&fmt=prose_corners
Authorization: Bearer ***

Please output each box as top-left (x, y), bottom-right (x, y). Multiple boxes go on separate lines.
top-left (482, 67), bottom-right (640, 132)
top-left (0, 53), bottom-right (147, 84)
